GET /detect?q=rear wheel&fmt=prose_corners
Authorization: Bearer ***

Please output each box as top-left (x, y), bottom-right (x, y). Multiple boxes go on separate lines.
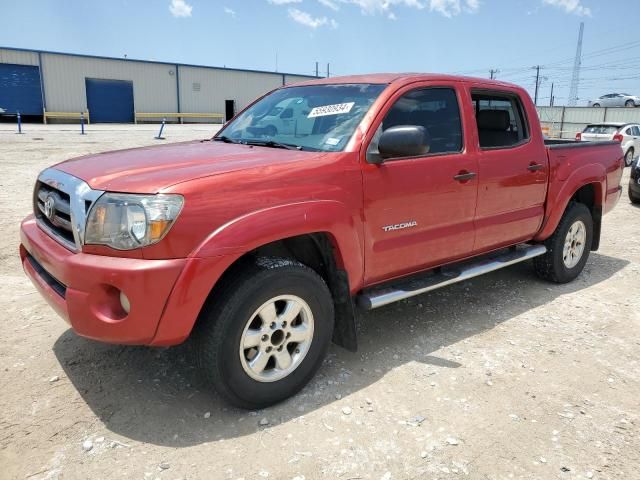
top-left (592, 103), bottom-right (600, 108)
top-left (534, 202), bottom-right (593, 283)
top-left (630, 186), bottom-right (640, 204)
top-left (625, 148), bottom-right (634, 167)
top-left (625, 100), bottom-right (635, 108)
top-left (194, 257), bottom-right (334, 409)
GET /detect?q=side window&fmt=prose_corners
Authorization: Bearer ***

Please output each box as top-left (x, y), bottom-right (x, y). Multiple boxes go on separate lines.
top-left (624, 128), bottom-right (633, 136)
top-left (632, 126), bottom-right (640, 136)
top-left (369, 87), bottom-right (462, 157)
top-left (472, 92), bottom-right (529, 149)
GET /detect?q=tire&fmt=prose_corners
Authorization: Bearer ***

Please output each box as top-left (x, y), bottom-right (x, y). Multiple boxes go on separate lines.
top-left (624, 148), bottom-right (634, 167)
top-left (630, 186), bottom-right (640, 204)
top-left (193, 257), bottom-right (334, 409)
top-left (534, 202), bottom-right (593, 283)
top-left (625, 100), bottom-right (635, 108)
top-left (592, 103), bottom-right (600, 108)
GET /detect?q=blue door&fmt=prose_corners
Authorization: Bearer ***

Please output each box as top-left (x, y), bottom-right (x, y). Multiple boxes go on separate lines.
top-left (85, 78), bottom-right (134, 123)
top-left (0, 63), bottom-right (43, 115)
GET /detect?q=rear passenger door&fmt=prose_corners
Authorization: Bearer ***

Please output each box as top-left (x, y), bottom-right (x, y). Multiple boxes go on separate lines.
top-left (471, 90), bottom-right (548, 253)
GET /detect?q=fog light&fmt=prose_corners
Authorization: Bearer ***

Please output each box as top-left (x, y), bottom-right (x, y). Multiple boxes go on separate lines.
top-left (119, 291), bottom-right (131, 314)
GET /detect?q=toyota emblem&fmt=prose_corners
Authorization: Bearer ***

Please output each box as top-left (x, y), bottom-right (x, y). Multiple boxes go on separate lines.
top-left (44, 194), bottom-right (56, 220)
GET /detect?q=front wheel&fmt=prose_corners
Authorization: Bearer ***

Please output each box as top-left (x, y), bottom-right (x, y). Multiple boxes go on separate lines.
top-left (592, 103), bottom-right (600, 108)
top-left (625, 148), bottom-right (634, 167)
top-left (534, 202), bottom-right (593, 283)
top-left (194, 257), bottom-right (334, 409)
top-left (625, 100), bottom-right (635, 108)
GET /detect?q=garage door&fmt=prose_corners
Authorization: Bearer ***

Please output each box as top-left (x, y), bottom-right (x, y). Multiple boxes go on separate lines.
top-left (85, 78), bottom-right (134, 123)
top-left (0, 63), bottom-right (43, 115)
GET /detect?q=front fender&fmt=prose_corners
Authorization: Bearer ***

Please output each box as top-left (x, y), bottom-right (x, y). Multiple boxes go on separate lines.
top-left (191, 200), bottom-right (365, 292)
top-left (535, 163), bottom-right (605, 241)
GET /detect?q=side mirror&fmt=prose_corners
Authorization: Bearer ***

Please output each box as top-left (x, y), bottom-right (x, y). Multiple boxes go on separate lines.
top-left (374, 125), bottom-right (430, 163)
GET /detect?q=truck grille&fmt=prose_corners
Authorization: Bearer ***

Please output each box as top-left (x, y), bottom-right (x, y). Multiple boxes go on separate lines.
top-left (33, 168), bottom-right (104, 251)
top-left (35, 182), bottom-right (75, 247)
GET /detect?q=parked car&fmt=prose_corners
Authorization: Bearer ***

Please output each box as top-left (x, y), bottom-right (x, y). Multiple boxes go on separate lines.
top-left (576, 122), bottom-right (640, 166)
top-left (630, 158), bottom-right (640, 204)
top-left (588, 93), bottom-right (640, 108)
top-left (20, 74), bottom-right (624, 408)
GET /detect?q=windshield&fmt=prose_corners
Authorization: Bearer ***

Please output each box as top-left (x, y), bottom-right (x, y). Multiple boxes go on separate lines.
top-left (216, 84), bottom-right (387, 152)
top-left (583, 125), bottom-right (619, 134)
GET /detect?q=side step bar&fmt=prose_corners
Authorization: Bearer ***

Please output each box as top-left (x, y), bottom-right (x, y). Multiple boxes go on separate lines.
top-left (358, 244), bottom-right (547, 310)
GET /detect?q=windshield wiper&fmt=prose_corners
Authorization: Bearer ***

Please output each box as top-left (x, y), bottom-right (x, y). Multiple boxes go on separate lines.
top-left (243, 140), bottom-right (303, 151)
top-left (213, 135), bottom-right (241, 144)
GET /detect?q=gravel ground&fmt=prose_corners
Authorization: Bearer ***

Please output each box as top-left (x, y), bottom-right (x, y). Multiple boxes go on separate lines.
top-left (0, 124), bottom-right (638, 480)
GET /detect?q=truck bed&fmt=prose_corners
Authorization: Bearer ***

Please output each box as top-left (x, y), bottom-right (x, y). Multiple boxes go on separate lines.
top-left (544, 138), bottom-right (619, 149)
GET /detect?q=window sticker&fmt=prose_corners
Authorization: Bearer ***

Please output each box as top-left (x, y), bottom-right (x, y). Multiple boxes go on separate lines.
top-left (325, 137), bottom-right (341, 146)
top-left (308, 102), bottom-right (355, 118)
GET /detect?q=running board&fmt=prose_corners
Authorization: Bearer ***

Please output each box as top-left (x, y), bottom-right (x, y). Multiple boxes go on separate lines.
top-left (358, 244), bottom-right (547, 310)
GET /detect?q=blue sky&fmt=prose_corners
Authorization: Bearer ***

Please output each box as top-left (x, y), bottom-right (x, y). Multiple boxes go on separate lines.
top-left (1, 0), bottom-right (638, 105)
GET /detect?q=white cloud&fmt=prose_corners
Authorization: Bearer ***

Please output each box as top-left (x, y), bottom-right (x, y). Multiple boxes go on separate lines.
top-left (429, 0), bottom-right (479, 17)
top-left (319, 0), bottom-right (340, 10)
top-left (542, 0), bottom-right (591, 16)
top-left (169, 0), bottom-right (192, 17)
top-left (288, 8), bottom-right (335, 28)
top-left (335, 0), bottom-right (478, 17)
top-left (288, 9), bottom-right (326, 28)
top-left (268, 0), bottom-right (302, 4)
top-left (224, 6), bottom-right (237, 17)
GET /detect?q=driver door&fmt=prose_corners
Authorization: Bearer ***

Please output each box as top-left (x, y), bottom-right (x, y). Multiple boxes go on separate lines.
top-left (361, 84), bottom-right (478, 284)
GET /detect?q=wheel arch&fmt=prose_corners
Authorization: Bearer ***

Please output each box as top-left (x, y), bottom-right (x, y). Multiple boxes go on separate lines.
top-left (535, 176), bottom-right (604, 250)
top-left (168, 201), bottom-right (364, 351)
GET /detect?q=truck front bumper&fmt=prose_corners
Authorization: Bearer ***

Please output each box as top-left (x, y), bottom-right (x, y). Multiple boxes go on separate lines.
top-left (20, 215), bottom-right (189, 344)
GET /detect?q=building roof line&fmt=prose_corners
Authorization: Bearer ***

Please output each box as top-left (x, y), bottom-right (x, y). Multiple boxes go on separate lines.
top-left (0, 45), bottom-right (319, 79)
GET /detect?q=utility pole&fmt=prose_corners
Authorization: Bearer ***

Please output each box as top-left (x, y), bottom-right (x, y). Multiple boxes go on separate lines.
top-left (315, 62), bottom-right (319, 77)
top-left (489, 68), bottom-right (499, 80)
top-left (550, 82), bottom-right (554, 107)
top-left (326, 63), bottom-right (330, 78)
top-left (533, 65), bottom-right (541, 106)
top-left (568, 22), bottom-right (584, 106)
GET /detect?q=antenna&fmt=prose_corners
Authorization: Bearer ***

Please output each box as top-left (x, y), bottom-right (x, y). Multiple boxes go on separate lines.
top-left (568, 22), bottom-right (584, 107)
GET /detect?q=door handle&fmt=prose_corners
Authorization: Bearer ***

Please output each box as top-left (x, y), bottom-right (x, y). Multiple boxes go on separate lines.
top-left (453, 171), bottom-right (477, 182)
top-left (528, 163), bottom-right (543, 172)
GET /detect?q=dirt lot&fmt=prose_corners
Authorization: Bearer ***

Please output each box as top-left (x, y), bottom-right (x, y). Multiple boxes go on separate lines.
top-left (0, 124), bottom-right (638, 480)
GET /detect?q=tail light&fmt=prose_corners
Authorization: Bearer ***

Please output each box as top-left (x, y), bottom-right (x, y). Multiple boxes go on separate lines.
top-left (613, 133), bottom-right (624, 142)
top-left (575, 132), bottom-right (582, 141)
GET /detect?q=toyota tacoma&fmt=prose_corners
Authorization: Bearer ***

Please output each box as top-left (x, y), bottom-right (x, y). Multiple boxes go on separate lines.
top-left (20, 74), bottom-right (624, 408)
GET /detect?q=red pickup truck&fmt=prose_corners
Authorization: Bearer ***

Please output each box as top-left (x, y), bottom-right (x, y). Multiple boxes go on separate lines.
top-left (20, 74), bottom-right (624, 408)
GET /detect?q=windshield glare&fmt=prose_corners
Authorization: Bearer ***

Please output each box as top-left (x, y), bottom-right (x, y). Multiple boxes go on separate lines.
top-left (217, 84), bottom-right (386, 152)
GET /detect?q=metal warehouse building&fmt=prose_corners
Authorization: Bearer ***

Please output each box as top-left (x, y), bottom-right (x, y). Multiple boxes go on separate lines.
top-left (0, 46), bottom-right (317, 123)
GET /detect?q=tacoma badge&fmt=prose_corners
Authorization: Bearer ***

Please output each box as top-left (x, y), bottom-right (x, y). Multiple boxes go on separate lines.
top-left (382, 221), bottom-right (417, 232)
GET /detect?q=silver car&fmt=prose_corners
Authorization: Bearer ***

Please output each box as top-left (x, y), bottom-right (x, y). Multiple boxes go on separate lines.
top-left (577, 122), bottom-right (640, 166)
top-left (588, 93), bottom-right (640, 108)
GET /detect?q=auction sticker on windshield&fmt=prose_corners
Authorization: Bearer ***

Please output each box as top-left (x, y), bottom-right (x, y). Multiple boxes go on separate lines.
top-left (308, 102), bottom-right (355, 118)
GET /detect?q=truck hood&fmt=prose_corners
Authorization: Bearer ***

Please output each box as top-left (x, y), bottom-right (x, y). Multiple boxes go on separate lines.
top-left (55, 140), bottom-right (320, 193)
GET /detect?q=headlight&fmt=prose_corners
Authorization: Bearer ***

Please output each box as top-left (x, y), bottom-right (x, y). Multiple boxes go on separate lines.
top-left (85, 193), bottom-right (183, 250)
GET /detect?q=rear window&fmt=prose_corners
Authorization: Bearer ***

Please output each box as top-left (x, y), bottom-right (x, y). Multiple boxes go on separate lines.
top-left (583, 125), bottom-right (618, 134)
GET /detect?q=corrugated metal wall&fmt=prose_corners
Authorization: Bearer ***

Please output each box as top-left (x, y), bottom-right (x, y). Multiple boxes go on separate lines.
top-left (178, 66), bottom-right (283, 117)
top-left (537, 106), bottom-right (640, 138)
top-left (284, 74), bottom-right (316, 85)
top-left (0, 48), bottom-right (38, 66)
top-left (41, 53), bottom-right (178, 113)
top-left (0, 47), bottom-right (320, 121)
